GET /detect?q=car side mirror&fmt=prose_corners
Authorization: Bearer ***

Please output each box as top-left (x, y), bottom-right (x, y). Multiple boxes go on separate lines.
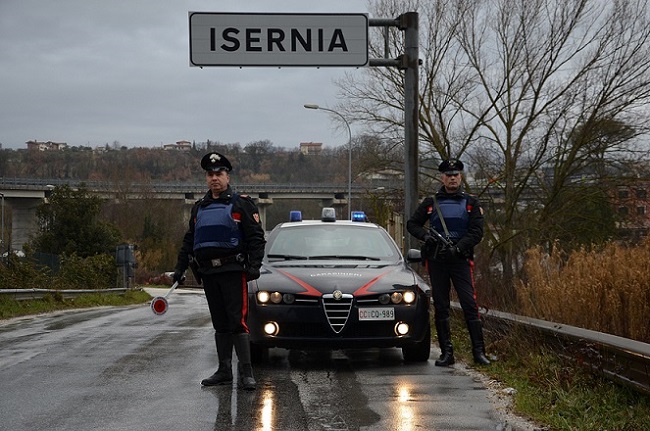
top-left (406, 248), bottom-right (422, 263)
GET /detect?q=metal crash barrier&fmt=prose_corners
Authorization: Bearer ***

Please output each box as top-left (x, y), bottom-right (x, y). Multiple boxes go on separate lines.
top-left (460, 304), bottom-right (650, 396)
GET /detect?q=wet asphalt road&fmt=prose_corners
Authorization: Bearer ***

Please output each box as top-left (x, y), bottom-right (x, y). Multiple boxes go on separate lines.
top-left (0, 289), bottom-right (534, 431)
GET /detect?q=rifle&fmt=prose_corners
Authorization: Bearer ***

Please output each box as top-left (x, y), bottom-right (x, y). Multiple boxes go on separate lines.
top-left (428, 228), bottom-right (453, 247)
top-left (420, 228), bottom-right (457, 261)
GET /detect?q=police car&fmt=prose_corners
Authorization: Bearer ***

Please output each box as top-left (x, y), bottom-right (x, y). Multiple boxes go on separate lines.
top-left (247, 208), bottom-right (432, 362)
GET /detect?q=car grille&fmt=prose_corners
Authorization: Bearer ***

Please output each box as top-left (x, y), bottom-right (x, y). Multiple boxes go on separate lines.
top-left (321, 293), bottom-right (353, 333)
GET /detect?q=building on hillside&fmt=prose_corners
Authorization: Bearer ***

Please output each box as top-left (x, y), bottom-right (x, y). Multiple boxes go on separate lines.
top-left (26, 140), bottom-right (68, 151)
top-left (299, 142), bottom-right (323, 155)
top-left (163, 140), bottom-right (192, 151)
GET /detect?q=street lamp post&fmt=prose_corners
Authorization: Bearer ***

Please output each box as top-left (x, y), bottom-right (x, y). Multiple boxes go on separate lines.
top-left (304, 104), bottom-right (352, 219)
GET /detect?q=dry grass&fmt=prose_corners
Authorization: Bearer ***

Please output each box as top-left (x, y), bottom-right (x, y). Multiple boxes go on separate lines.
top-left (517, 238), bottom-right (650, 343)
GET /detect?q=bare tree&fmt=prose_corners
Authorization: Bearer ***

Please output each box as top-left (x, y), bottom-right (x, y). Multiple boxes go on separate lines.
top-left (339, 0), bottom-right (650, 295)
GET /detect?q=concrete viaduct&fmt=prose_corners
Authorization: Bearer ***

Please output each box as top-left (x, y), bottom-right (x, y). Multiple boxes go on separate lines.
top-left (0, 178), bottom-right (368, 253)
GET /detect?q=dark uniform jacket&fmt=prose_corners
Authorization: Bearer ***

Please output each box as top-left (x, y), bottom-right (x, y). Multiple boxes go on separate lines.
top-left (175, 186), bottom-right (266, 275)
top-left (407, 186), bottom-right (484, 259)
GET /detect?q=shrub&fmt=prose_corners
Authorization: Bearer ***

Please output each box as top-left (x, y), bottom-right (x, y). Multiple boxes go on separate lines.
top-left (54, 253), bottom-right (117, 290)
top-left (0, 252), bottom-right (117, 291)
top-left (0, 254), bottom-right (51, 290)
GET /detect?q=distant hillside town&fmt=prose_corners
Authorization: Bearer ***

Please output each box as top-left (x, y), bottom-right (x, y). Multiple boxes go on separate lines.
top-left (25, 140), bottom-right (68, 151)
top-left (22, 140), bottom-right (324, 155)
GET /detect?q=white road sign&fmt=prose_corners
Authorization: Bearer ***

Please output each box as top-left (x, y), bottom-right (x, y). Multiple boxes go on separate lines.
top-left (189, 12), bottom-right (369, 67)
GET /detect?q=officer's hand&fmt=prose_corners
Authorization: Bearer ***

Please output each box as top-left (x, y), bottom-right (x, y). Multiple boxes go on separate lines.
top-left (447, 246), bottom-right (461, 259)
top-left (245, 267), bottom-right (261, 281)
top-left (172, 270), bottom-right (185, 285)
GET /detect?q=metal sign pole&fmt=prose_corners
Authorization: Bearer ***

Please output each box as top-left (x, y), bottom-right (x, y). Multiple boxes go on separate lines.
top-left (369, 13), bottom-right (419, 252)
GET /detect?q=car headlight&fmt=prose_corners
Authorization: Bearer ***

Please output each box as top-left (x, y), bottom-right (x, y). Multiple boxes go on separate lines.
top-left (257, 291), bottom-right (295, 304)
top-left (270, 292), bottom-right (283, 304)
top-left (264, 321), bottom-right (279, 336)
top-left (257, 291), bottom-right (270, 303)
top-left (395, 322), bottom-right (410, 335)
top-left (403, 290), bottom-right (416, 304)
top-left (384, 290), bottom-right (416, 304)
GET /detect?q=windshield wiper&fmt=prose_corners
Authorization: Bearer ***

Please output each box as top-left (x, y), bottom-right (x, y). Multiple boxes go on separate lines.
top-left (309, 255), bottom-right (381, 261)
top-left (266, 254), bottom-right (309, 260)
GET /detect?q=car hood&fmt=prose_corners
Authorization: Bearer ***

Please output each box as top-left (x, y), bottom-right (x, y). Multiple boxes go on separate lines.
top-left (255, 261), bottom-right (429, 297)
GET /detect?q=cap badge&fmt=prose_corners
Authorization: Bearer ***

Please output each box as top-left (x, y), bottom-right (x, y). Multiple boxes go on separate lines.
top-left (210, 154), bottom-right (221, 163)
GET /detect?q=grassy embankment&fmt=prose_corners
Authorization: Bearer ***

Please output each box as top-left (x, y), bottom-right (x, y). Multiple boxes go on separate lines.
top-left (451, 239), bottom-right (650, 430)
top-left (0, 289), bottom-right (152, 320)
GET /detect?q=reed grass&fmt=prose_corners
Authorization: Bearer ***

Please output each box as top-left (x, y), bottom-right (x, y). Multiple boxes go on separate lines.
top-left (516, 238), bottom-right (650, 343)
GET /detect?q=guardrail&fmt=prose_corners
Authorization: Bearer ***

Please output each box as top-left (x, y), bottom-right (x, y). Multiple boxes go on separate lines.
top-left (479, 307), bottom-right (650, 396)
top-left (0, 288), bottom-right (128, 301)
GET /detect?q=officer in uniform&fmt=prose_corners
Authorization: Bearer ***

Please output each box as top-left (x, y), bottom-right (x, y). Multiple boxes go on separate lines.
top-left (406, 159), bottom-right (490, 366)
top-left (173, 151), bottom-right (266, 390)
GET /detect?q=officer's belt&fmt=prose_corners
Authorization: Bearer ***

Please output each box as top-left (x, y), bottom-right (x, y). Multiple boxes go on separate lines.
top-left (196, 254), bottom-right (245, 268)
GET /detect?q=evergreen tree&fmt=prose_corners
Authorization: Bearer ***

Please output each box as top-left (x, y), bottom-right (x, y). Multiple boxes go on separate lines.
top-left (30, 185), bottom-right (122, 257)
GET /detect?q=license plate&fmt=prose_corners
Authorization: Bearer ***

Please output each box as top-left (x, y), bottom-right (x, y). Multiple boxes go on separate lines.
top-left (358, 307), bottom-right (395, 321)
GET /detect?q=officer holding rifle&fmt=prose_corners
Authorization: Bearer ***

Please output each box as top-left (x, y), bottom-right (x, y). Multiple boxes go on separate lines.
top-left (407, 159), bottom-right (490, 366)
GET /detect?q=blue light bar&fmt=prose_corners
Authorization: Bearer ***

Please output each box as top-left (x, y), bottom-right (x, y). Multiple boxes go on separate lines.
top-left (351, 211), bottom-right (369, 222)
top-left (289, 210), bottom-right (302, 222)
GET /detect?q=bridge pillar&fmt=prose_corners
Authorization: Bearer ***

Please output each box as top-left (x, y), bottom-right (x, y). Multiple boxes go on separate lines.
top-left (181, 202), bottom-right (193, 227)
top-left (256, 198), bottom-right (274, 231)
top-left (9, 198), bottom-right (42, 252)
top-left (322, 198), bottom-right (348, 220)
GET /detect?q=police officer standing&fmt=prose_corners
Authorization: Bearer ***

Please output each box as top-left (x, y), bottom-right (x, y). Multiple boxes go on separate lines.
top-left (407, 159), bottom-right (490, 366)
top-left (173, 152), bottom-right (266, 390)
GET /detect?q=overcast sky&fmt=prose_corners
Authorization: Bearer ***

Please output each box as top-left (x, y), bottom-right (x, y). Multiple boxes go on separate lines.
top-left (0, 0), bottom-right (374, 151)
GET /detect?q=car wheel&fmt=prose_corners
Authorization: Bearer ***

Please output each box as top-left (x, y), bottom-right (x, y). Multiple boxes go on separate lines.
top-left (402, 323), bottom-right (431, 362)
top-left (250, 342), bottom-right (269, 364)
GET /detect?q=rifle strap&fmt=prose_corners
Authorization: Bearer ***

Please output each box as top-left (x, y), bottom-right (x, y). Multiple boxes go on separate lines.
top-left (432, 195), bottom-right (451, 241)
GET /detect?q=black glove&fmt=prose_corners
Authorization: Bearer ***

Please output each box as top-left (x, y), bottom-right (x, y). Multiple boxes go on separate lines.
top-left (245, 267), bottom-right (261, 281)
top-left (423, 234), bottom-right (438, 246)
top-left (446, 246), bottom-right (461, 260)
top-left (172, 269), bottom-right (185, 284)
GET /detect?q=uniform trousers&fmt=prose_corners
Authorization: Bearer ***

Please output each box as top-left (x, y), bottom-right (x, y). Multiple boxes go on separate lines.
top-left (202, 271), bottom-right (249, 334)
top-left (426, 257), bottom-right (480, 322)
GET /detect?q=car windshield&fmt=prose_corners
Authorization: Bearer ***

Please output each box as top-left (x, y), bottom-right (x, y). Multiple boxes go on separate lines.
top-left (266, 224), bottom-right (400, 260)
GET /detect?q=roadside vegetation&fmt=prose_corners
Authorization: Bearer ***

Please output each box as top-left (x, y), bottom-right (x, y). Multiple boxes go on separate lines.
top-left (0, 289), bottom-right (152, 320)
top-left (515, 238), bottom-right (650, 343)
top-left (450, 236), bottom-right (650, 430)
top-left (0, 252), bottom-right (152, 320)
top-left (452, 324), bottom-right (650, 431)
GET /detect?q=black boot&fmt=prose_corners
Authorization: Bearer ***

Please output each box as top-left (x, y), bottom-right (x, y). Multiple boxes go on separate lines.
top-left (467, 319), bottom-right (491, 365)
top-left (233, 333), bottom-right (256, 390)
top-left (434, 318), bottom-right (455, 366)
top-left (201, 333), bottom-right (233, 386)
